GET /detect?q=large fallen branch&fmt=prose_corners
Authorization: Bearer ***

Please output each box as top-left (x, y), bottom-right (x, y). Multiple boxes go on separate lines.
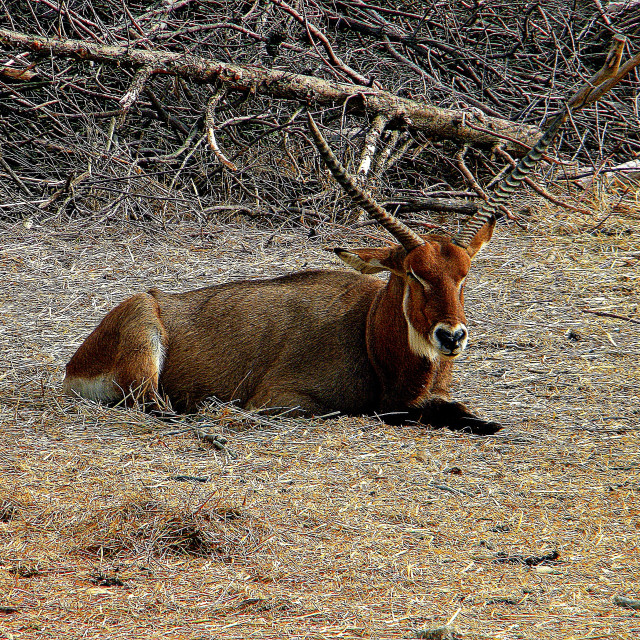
top-left (0, 27), bottom-right (541, 152)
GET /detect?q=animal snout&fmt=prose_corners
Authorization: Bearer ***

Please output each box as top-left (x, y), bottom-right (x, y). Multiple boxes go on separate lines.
top-left (434, 324), bottom-right (468, 356)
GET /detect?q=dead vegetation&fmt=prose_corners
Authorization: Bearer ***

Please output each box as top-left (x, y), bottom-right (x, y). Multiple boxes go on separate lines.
top-left (1, 187), bottom-right (639, 639)
top-left (1, 0), bottom-right (639, 230)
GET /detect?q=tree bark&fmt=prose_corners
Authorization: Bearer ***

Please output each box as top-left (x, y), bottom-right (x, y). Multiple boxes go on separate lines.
top-left (0, 27), bottom-right (541, 152)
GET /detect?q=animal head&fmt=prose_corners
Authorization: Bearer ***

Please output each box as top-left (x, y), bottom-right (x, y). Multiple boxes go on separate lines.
top-left (334, 222), bottom-right (493, 359)
top-left (306, 109), bottom-right (565, 360)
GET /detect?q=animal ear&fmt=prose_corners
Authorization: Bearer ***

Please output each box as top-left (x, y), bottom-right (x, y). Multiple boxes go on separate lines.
top-left (334, 247), bottom-right (405, 275)
top-left (465, 218), bottom-right (496, 259)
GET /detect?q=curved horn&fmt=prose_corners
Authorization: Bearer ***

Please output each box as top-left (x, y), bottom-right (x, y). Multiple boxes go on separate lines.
top-left (307, 112), bottom-right (425, 253)
top-left (452, 35), bottom-right (630, 249)
top-left (452, 108), bottom-right (569, 248)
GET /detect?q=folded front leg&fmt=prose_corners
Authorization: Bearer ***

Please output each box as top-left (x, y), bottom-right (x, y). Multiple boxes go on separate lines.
top-left (385, 398), bottom-right (502, 435)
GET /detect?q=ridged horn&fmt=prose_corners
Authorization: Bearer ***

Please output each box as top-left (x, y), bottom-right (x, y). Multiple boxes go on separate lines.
top-left (453, 35), bottom-right (636, 248)
top-left (307, 112), bottom-right (425, 253)
top-left (452, 108), bottom-right (570, 248)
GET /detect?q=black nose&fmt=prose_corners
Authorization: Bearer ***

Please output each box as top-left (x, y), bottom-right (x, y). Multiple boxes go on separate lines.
top-left (435, 327), bottom-right (467, 351)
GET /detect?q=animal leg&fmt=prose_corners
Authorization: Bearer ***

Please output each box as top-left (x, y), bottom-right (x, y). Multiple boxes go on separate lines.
top-left (386, 399), bottom-right (502, 435)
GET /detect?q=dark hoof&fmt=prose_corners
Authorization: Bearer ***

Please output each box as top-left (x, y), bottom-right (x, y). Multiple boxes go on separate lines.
top-left (451, 418), bottom-right (503, 436)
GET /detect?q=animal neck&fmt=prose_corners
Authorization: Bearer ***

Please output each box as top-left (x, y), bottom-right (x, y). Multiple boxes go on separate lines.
top-left (366, 273), bottom-right (439, 409)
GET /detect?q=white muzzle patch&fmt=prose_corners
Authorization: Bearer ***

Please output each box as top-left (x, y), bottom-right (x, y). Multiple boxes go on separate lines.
top-left (402, 284), bottom-right (440, 360)
top-left (403, 284), bottom-right (468, 359)
top-left (432, 322), bottom-right (468, 358)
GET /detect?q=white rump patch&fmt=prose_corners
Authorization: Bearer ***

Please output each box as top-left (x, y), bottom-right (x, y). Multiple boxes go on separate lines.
top-left (150, 328), bottom-right (165, 375)
top-left (63, 374), bottom-right (122, 404)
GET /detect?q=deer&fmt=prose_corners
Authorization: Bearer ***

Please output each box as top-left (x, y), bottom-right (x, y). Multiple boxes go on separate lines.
top-left (62, 36), bottom-right (633, 434)
top-left (62, 105), bottom-right (579, 435)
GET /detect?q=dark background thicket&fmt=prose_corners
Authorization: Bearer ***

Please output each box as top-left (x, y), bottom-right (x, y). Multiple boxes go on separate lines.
top-left (1, 0), bottom-right (639, 227)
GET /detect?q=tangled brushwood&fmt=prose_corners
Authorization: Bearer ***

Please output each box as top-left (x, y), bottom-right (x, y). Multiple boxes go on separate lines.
top-left (0, 1), bottom-right (639, 230)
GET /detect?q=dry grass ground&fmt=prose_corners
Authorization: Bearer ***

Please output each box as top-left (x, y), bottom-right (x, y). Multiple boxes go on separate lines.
top-left (0, 190), bottom-right (639, 640)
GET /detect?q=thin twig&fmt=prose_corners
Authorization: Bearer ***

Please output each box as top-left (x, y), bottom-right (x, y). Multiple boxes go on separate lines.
top-left (582, 309), bottom-right (640, 326)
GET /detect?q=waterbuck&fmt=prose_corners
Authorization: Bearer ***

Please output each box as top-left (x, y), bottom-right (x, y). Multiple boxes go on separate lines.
top-left (63, 111), bottom-right (567, 435)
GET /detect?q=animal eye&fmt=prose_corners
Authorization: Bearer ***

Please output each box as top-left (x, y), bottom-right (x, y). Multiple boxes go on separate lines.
top-left (409, 270), bottom-right (431, 292)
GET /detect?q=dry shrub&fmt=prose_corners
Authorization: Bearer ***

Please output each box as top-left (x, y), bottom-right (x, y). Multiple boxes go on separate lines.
top-left (67, 496), bottom-right (250, 559)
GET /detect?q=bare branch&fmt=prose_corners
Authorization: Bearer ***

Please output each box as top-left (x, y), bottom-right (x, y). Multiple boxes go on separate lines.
top-left (205, 89), bottom-right (238, 172)
top-left (381, 38), bottom-right (503, 118)
top-left (269, 0), bottom-right (371, 86)
top-left (0, 28), bottom-right (543, 151)
top-left (357, 114), bottom-right (388, 181)
top-left (382, 197), bottom-right (478, 217)
top-left (0, 153), bottom-right (33, 196)
top-left (118, 65), bottom-right (154, 125)
top-left (581, 50), bottom-right (640, 108)
top-left (0, 63), bottom-right (37, 81)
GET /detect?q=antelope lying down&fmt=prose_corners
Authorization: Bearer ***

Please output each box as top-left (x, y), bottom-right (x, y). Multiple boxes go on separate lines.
top-left (64, 113), bottom-right (561, 435)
